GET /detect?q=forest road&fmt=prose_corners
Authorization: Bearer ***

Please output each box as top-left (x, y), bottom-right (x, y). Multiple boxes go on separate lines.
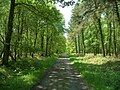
top-left (31, 57), bottom-right (89, 90)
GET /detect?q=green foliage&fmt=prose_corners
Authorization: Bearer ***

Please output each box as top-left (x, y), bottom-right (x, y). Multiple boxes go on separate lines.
top-left (70, 54), bottom-right (120, 90)
top-left (0, 57), bottom-right (57, 90)
top-left (0, 0), bottom-right (66, 62)
top-left (68, 0), bottom-right (120, 56)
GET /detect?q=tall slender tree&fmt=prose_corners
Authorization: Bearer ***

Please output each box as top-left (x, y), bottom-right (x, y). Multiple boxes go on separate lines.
top-left (2, 0), bottom-right (15, 65)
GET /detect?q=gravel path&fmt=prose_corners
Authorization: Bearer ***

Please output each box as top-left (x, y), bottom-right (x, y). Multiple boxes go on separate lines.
top-left (31, 57), bottom-right (89, 90)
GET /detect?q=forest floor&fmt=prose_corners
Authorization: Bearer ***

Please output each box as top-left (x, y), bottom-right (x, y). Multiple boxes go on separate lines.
top-left (31, 56), bottom-right (89, 90)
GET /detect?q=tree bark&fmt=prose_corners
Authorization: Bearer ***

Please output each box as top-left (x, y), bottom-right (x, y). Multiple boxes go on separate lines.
top-left (114, 0), bottom-right (120, 55)
top-left (0, 50), bottom-right (3, 58)
top-left (41, 30), bottom-right (44, 56)
top-left (81, 29), bottom-right (85, 55)
top-left (48, 33), bottom-right (52, 56)
top-left (97, 18), bottom-right (105, 57)
top-left (19, 13), bottom-right (24, 57)
top-left (2, 0), bottom-right (15, 65)
top-left (114, 0), bottom-right (120, 26)
top-left (45, 25), bottom-right (49, 57)
top-left (25, 24), bottom-right (28, 58)
top-left (74, 35), bottom-right (78, 53)
top-left (93, 0), bottom-right (105, 57)
top-left (108, 22), bottom-right (112, 56)
top-left (78, 34), bottom-right (80, 54)
top-left (112, 14), bottom-right (118, 57)
top-left (14, 41), bottom-right (17, 61)
top-left (32, 31), bottom-right (38, 58)
top-left (17, 7), bottom-right (21, 58)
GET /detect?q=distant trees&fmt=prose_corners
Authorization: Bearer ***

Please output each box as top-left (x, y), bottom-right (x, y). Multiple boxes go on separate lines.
top-left (68, 0), bottom-right (120, 57)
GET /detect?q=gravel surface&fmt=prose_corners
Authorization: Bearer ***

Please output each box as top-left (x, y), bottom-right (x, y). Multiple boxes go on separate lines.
top-left (31, 57), bottom-right (89, 90)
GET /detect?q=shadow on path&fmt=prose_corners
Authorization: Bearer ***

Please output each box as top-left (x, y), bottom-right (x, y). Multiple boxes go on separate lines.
top-left (31, 57), bottom-right (89, 90)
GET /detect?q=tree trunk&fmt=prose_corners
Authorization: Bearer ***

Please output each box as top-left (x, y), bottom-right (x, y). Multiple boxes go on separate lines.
top-left (0, 50), bottom-right (3, 58)
top-left (14, 41), bottom-right (17, 61)
top-left (81, 29), bottom-right (85, 55)
top-left (74, 35), bottom-right (78, 53)
top-left (94, 24), bottom-right (99, 55)
top-left (41, 30), bottom-right (44, 56)
top-left (2, 0), bottom-right (15, 65)
top-left (32, 20), bottom-right (39, 58)
top-left (45, 37), bottom-right (49, 56)
top-left (105, 43), bottom-right (108, 55)
top-left (78, 34), bottom-right (80, 54)
top-left (97, 18), bottom-right (105, 57)
top-left (32, 31), bottom-right (38, 58)
top-left (113, 15), bottom-right (118, 57)
top-left (19, 14), bottom-right (24, 57)
top-left (48, 33), bottom-right (52, 56)
top-left (25, 26), bottom-right (28, 58)
top-left (93, 0), bottom-right (105, 57)
top-left (114, 0), bottom-right (120, 26)
top-left (14, 8), bottom-right (20, 61)
top-left (114, 0), bottom-right (120, 55)
top-left (45, 26), bottom-right (49, 57)
top-left (108, 22), bottom-right (112, 56)
top-left (17, 7), bottom-right (21, 58)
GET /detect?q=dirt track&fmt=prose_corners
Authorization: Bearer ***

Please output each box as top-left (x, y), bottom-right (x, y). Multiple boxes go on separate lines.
top-left (31, 57), bottom-right (89, 90)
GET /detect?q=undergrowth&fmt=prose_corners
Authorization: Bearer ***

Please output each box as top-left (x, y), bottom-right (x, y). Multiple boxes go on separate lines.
top-left (0, 57), bottom-right (57, 90)
top-left (70, 54), bottom-right (120, 90)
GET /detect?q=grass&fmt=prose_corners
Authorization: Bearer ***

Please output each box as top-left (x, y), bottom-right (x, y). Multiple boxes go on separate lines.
top-left (70, 54), bottom-right (120, 90)
top-left (0, 57), bottom-right (57, 90)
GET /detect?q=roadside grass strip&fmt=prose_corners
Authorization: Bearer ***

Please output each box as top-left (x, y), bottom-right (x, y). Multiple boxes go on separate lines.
top-left (0, 57), bottom-right (57, 90)
top-left (70, 54), bottom-right (120, 90)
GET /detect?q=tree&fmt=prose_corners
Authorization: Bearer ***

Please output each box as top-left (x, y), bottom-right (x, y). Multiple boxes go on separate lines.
top-left (68, 0), bottom-right (120, 56)
top-left (2, 0), bottom-right (16, 65)
top-left (1, 0), bottom-right (66, 66)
